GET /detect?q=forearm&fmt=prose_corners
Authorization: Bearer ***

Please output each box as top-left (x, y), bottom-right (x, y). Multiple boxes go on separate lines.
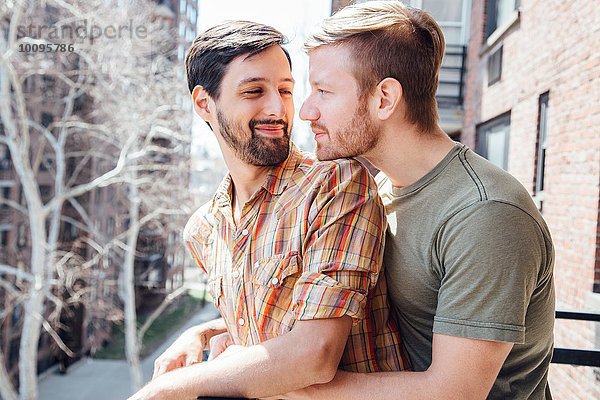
top-left (287, 370), bottom-right (434, 400)
top-left (292, 334), bottom-right (512, 400)
top-left (154, 318), bottom-right (351, 399)
top-left (159, 334), bottom-right (336, 399)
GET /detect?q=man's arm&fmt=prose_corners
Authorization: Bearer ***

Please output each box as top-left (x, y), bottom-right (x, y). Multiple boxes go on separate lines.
top-left (152, 317), bottom-right (227, 378)
top-left (286, 333), bottom-right (512, 400)
top-left (130, 317), bottom-right (352, 400)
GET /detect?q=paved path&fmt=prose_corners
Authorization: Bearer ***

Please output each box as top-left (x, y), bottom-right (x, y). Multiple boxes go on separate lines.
top-left (38, 305), bottom-right (220, 400)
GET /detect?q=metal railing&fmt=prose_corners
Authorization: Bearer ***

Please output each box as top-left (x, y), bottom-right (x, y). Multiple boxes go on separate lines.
top-left (551, 310), bottom-right (600, 367)
top-left (437, 44), bottom-right (467, 107)
top-left (198, 309), bottom-right (600, 399)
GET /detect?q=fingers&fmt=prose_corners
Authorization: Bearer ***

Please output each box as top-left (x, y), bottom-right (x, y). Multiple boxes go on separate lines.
top-left (152, 331), bottom-right (207, 379)
top-left (183, 350), bottom-right (201, 367)
top-left (207, 332), bottom-right (232, 361)
top-left (152, 353), bottom-right (184, 379)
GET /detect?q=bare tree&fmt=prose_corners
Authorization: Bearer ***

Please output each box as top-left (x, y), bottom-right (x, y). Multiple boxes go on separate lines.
top-left (0, 0), bottom-right (194, 398)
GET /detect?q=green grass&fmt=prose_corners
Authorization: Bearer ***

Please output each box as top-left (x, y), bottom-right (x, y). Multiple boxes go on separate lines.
top-left (93, 289), bottom-right (207, 360)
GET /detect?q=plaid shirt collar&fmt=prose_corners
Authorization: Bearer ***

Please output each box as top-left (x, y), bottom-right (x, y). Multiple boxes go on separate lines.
top-left (212, 142), bottom-right (301, 210)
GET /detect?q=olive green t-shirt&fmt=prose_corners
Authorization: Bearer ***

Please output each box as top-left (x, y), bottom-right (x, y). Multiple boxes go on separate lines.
top-left (378, 143), bottom-right (555, 399)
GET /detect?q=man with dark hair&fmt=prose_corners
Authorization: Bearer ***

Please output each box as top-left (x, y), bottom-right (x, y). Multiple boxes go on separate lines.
top-left (295, 1), bottom-right (555, 399)
top-left (129, 20), bottom-right (406, 400)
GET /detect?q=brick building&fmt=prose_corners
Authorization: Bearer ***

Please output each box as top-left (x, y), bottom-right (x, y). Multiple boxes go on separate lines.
top-left (463, 0), bottom-right (599, 397)
top-left (332, 0), bottom-right (599, 397)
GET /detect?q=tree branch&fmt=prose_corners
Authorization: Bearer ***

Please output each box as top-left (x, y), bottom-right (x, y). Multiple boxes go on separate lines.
top-left (137, 284), bottom-right (188, 343)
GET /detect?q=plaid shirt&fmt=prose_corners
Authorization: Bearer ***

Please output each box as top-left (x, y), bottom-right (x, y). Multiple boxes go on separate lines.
top-left (184, 144), bottom-right (409, 372)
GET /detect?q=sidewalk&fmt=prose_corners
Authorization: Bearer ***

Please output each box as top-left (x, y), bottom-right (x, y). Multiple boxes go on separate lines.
top-left (38, 305), bottom-right (220, 400)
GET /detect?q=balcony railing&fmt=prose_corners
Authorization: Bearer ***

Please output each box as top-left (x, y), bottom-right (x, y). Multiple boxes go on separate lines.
top-left (552, 309), bottom-right (600, 367)
top-left (198, 309), bottom-right (600, 400)
top-left (437, 44), bottom-right (467, 107)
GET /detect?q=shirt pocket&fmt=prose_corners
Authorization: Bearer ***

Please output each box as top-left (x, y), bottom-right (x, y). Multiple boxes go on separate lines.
top-left (252, 252), bottom-right (301, 339)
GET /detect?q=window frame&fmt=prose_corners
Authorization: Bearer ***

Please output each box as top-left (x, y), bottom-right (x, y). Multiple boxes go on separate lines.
top-left (533, 92), bottom-right (550, 210)
top-left (476, 111), bottom-right (511, 170)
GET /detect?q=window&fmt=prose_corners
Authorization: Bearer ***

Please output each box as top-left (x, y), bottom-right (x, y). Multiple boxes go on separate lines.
top-left (94, 188), bottom-right (103, 204)
top-left (476, 112), bottom-right (511, 170)
top-left (40, 153), bottom-right (55, 172)
top-left (1, 186), bottom-right (10, 208)
top-left (107, 217), bottom-right (114, 237)
top-left (39, 185), bottom-right (52, 204)
top-left (17, 224), bottom-right (26, 248)
top-left (41, 112), bottom-right (54, 128)
top-left (41, 75), bottom-right (55, 92)
top-left (422, 0), bottom-right (465, 45)
top-left (0, 226), bottom-right (9, 247)
top-left (106, 185), bottom-right (114, 201)
top-left (8, 338), bottom-right (19, 368)
top-left (487, 46), bottom-right (503, 85)
top-left (0, 144), bottom-right (10, 171)
top-left (485, 0), bottom-right (519, 40)
top-left (534, 92), bottom-right (549, 210)
top-left (63, 221), bottom-right (79, 241)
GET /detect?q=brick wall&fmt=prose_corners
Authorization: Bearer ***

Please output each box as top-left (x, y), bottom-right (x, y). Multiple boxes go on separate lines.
top-left (462, 1), bottom-right (600, 398)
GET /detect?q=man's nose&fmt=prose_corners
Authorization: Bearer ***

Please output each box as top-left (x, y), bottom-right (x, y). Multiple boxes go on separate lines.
top-left (299, 98), bottom-right (318, 121)
top-left (265, 91), bottom-right (286, 117)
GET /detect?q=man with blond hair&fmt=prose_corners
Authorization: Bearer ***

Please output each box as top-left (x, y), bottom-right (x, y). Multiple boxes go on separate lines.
top-left (295, 1), bottom-right (555, 399)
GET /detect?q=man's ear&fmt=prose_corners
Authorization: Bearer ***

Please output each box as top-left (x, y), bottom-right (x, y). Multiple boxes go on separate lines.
top-left (192, 85), bottom-right (213, 121)
top-left (373, 78), bottom-right (402, 121)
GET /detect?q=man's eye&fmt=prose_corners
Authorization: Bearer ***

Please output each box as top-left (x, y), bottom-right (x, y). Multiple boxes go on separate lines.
top-left (317, 89), bottom-right (327, 95)
top-left (280, 89), bottom-right (293, 95)
top-left (243, 89), bottom-right (262, 95)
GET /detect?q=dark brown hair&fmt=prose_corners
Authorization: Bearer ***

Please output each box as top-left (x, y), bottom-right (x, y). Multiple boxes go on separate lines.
top-left (185, 20), bottom-right (291, 98)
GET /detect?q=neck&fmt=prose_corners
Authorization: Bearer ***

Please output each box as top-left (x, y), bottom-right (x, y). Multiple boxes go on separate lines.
top-left (224, 154), bottom-right (271, 206)
top-left (364, 122), bottom-right (455, 188)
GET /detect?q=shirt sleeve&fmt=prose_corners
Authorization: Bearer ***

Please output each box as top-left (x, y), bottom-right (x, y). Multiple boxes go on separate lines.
top-left (292, 160), bottom-right (386, 325)
top-left (182, 205), bottom-right (212, 275)
top-left (433, 200), bottom-right (554, 343)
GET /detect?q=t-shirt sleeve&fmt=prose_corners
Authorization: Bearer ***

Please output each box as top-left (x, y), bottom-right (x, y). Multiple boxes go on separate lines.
top-left (292, 161), bottom-right (386, 325)
top-left (433, 200), bottom-right (551, 344)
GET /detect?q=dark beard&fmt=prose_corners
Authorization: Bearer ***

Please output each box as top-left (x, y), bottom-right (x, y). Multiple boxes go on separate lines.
top-left (217, 110), bottom-right (290, 166)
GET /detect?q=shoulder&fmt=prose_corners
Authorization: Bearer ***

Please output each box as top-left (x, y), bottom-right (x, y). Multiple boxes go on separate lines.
top-left (182, 200), bottom-right (215, 244)
top-left (287, 149), bottom-right (378, 197)
top-left (439, 200), bottom-right (553, 267)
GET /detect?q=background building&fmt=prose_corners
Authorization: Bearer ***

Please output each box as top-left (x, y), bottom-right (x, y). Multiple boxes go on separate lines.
top-left (0, 0), bottom-right (198, 388)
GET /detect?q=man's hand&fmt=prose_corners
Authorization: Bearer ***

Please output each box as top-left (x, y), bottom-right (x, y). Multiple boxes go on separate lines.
top-left (207, 332), bottom-right (233, 361)
top-left (152, 317), bottom-right (226, 379)
top-left (135, 317), bottom-right (352, 399)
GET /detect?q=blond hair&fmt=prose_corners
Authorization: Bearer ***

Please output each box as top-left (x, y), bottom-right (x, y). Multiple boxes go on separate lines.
top-left (305, 1), bottom-right (445, 132)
